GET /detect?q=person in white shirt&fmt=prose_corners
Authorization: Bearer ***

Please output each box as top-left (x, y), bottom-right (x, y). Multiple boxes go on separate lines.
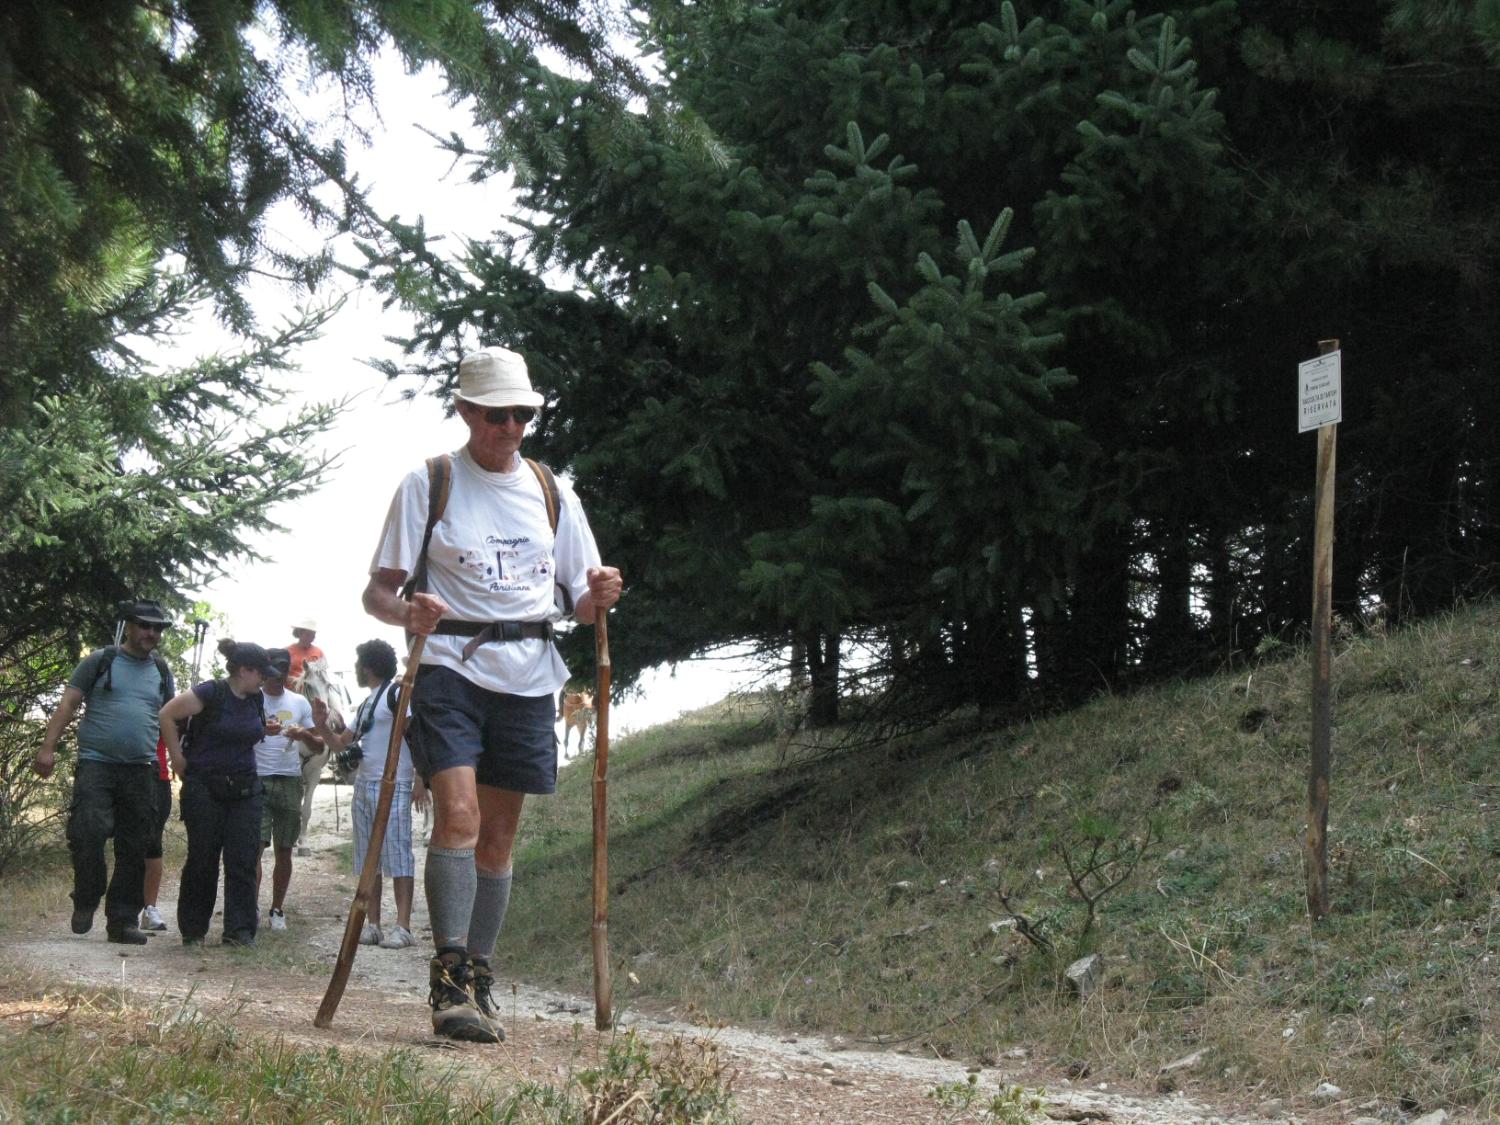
top-left (312, 638), bottom-right (429, 949)
top-left (364, 346), bottom-right (622, 1043)
top-left (254, 648), bottom-right (322, 932)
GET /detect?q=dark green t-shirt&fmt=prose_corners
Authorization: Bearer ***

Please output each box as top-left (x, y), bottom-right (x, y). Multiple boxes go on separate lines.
top-left (67, 648), bottom-right (173, 765)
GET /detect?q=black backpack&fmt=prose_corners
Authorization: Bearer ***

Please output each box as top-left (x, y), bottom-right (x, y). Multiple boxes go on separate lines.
top-left (182, 680), bottom-right (265, 756)
top-left (89, 645), bottom-right (173, 706)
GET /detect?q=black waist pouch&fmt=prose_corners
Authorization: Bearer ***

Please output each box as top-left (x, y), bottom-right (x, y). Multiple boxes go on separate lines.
top-left (205, 773), bottom-right (261, 802)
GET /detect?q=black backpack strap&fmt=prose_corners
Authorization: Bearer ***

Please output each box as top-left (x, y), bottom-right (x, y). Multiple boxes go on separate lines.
top-left (151, 652), bottom-right (173, 705)
top-left (89, 646), bottom-right (119, 694)
top-left (385, 680), bottom-right (402, 716)
top-left (400, 454), bottom-right (454, 602)
top-left (91, 645), bottom-right (172, 705)
top-left (184, 679), bottom-right (225, 755)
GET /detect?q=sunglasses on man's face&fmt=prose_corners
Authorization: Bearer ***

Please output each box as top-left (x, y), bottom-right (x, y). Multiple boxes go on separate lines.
top-left (481, 406), bottom-right (537, 426)
top-left (131, 621), bottom-right (168, 633)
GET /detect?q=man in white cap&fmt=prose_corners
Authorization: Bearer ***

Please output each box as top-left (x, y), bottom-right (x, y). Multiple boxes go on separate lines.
top-left (364, 346), bottom-right (623, 1043)
top-left (286, 618), bottom-right (324, 693)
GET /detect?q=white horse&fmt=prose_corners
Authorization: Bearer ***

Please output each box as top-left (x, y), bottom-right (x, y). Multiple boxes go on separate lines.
top-left (292, 656), bottom-right (350, 852)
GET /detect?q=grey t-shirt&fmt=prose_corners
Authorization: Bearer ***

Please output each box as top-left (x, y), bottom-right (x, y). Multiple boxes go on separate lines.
top-left (67, 648), bottom-right (173, 765)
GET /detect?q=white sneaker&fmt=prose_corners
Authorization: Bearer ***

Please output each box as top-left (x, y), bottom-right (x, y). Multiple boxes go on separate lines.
top-left (378, 924), bottom-right (414, 949)
top-left (140, 905), bottom-right (167, 931)
top-left (359, 922), bottom-right (382, 946)
top-left (268, 908), bottom-right (287, 932)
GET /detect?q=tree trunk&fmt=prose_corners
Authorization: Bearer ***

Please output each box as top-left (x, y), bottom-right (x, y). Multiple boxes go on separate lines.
top-left (805, 629), bottom-right (840, 727)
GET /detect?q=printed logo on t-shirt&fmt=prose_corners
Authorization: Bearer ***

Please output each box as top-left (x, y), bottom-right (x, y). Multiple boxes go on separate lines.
top-left (455, 534), bottom-right (549, 594)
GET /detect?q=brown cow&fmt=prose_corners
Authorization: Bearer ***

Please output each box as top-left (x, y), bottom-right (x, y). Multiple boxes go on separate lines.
top-left (560, 689), bottom-right (594, 756)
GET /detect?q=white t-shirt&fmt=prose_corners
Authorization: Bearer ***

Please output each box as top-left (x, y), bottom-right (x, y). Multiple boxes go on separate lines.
top-left (370, 446), bottom-right (601, 696)
top-left (255, 687), bottom-right (316, 777)
top-left (352, 680), bottom-right (414, 787)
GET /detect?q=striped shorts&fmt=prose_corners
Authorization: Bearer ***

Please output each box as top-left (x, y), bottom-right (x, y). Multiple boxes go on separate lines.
top-left (351, 779), bottom-right (416, 879)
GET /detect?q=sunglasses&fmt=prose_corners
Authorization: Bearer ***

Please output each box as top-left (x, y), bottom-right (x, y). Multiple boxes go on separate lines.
top-left (131, 621), bottom-right (168, 633)
top-left (481, 405), bottom-right (537, 426)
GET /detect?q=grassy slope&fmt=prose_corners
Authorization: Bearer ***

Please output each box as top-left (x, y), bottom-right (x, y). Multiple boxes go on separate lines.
top-left (507, 600), bottom-right (1500, 1113)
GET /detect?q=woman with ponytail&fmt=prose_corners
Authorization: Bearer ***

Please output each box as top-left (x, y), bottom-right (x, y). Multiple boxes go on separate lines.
top-left (160, 640), bottom-right (281, 947)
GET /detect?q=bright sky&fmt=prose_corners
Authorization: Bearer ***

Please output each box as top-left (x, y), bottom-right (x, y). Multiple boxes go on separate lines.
top-left (182, 50), bottom-right (768, 737)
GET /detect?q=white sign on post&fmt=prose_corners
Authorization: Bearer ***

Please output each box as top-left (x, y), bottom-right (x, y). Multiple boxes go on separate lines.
top-left (1298, 350), bottom-right (1342, 433)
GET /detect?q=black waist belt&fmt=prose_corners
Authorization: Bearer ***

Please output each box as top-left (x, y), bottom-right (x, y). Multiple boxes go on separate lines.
top-left (434, 619), bottom-right (554, 662)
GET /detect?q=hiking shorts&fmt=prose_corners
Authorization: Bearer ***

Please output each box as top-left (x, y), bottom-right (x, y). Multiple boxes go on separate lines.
top-left (259, 774), bottom-right (304, 849)
top-left (351, 779), bottom-right (416, 878)
top-left (144, 777), bottom-right (172, 860)
top-left (406, 665), bottom-right (558, 794)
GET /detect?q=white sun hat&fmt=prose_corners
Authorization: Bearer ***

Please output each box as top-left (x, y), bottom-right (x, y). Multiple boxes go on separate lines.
top-left (292, 618), bottom-right (318, 632)
top-left (457, 347), bottom-right (544, 408)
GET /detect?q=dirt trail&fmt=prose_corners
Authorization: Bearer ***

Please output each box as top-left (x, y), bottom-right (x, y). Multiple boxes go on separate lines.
top-left (7, 788), bottom-right (1300, 1123)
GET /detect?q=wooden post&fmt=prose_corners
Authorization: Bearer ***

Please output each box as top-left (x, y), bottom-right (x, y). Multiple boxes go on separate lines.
top-left (591, 611), bottom-right (614, 1030)
top-left (1304, 337), bottom-right (1339, 923)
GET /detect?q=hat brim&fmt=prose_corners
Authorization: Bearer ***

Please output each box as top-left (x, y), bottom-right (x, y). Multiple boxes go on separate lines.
top-left (458, 389), bottom-right (545, 409)
top-left (128, 615), bottom-right (173, 627)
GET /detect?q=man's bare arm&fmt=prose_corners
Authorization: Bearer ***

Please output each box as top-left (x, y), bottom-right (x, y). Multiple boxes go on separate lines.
top-left (363, 569), bottom-right (449, 635)
top-left (35, 686), bottom-right (85, 778)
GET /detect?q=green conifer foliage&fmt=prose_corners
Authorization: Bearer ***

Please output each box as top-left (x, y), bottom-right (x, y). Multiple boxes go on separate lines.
top-left (359, 0), bottom-right (1500, 712)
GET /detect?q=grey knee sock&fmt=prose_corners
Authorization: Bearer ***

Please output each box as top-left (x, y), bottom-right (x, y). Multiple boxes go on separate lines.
top-left (425, 846), bottom-right (477, 949)
top-left (468, 869), bottom-right (513, 962)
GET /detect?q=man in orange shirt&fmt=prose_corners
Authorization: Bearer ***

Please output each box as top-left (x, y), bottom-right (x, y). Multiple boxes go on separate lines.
top-left (286, 619), bottom-right (324, 693)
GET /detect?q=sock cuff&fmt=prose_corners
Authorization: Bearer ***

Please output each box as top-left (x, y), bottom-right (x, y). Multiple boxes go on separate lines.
top-left (429, 846), bottom-right (475, 859)
top-left (477, 868), bottom-right (513, 882)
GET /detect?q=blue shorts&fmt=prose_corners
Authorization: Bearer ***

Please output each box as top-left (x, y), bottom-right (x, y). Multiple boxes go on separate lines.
top-left (406, 666), bottom-right (558, 794)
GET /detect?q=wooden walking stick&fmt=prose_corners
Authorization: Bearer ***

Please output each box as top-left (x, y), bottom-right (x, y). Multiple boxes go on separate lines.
top-left (315, 634), bottom-right (426, 1028)
top-left (591, 609), bottom-right (613, 1030)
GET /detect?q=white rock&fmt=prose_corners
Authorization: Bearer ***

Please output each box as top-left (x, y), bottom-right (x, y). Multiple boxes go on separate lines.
top-left (1312, 1081), bottom-right (1342, 1099)
top-left (988, 919), bottom-right (1017, 935)
top-left (1411, 1112), bottom-right (1449, 1125)
top-left (1160, 1048), bottom-right (1209, 1074)
top-left (1065, 953), bottom-right (1103, 999)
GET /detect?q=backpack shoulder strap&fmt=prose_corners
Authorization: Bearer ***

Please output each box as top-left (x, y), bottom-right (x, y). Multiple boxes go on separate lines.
top-left (525, 458), bottom-right (561, 536)
top-left (151, 652), bottom-right (172, 705)
top-left (89, 646), bottom-right (120, 693)
top-left (184, 679), bottom-right (224, 754)
top-left (401, 454), bottom-right (455, 601)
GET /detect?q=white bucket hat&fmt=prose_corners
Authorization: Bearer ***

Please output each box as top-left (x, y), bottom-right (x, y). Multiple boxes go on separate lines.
top-left (457, 347), bottom-right (544, 408)
top-left (292, 618), bottom-right (318, 633)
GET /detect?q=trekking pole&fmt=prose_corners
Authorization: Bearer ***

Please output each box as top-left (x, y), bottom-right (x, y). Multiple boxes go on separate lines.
top-left (189, 618), bottom-right (208, 682)
top-left (591, 610), bottom-right (613, 1030)
top-left (315, 633), bottom-right (425, 1028)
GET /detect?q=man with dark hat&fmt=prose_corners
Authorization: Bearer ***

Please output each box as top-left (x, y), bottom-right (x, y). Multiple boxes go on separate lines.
top-left (35, 599), bottom-right (177, 944)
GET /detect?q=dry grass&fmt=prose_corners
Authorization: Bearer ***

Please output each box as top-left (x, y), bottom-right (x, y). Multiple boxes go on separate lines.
top-left (506, 600), bottom-right (1500, 1116)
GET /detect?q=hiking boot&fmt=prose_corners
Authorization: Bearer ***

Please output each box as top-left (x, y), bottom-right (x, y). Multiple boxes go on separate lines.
top-left (379, 924), bottom-right (414, 950)
top-left (140, 905), bottom-right (168, 931)
top-left (70, 907), bottom-right (95, 935)
top-left (268, 908), bottom-right (287, 932)
top-left (359, 922), bottom-right (382, 946)
top-left (428, 949), bottom-right (500, 1043)
top-left (106, 924), bottom-right (149, 945)
top-left (182, 935), bottom-right (204, 947)
top-left (468, 956), bottom-right (505, 1038)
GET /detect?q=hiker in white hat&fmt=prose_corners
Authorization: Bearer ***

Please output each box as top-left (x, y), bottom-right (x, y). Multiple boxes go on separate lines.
top-left (363, 345), bottom-right (623, 1043)
top-left (286, 618), bottom-right (323, 692)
